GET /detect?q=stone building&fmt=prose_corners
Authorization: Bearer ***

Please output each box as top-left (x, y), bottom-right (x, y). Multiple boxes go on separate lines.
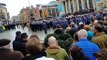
top-left (57, 0), bottom-right (96, 14)
top-left (0, 3), bottom-right (10, 21)
top-left (96, 0), bottom-right (107, 10)
top-left (37, 1), bottom-right (59, 18)
top-left (20, 6), bottom-right (40, 23)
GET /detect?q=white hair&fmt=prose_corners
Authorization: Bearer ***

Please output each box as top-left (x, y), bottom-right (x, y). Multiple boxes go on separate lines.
top-left (35, 56), bottom-right (55, 60)
top-left (79, 22), bottom-right (83, 25)
top-left (48, 36), bottom-right (57, 46)
top-left (77, 29), bottom-right (87, 39)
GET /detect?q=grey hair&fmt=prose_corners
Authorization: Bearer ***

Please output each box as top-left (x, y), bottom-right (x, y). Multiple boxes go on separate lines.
top-left (77, 29), bottom-right (87, 39)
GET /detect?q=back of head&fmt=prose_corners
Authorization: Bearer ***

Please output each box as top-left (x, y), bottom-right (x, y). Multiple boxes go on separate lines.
top-left (21, 33), bottom-right (28, 40)
top-left (29, 35), bottom-right (40, 40)
top-left (16, 31), bottom-right (21, 36)
top-left (77, 29), bottom-right (87, 39)
top-left (69, 46), bottom-right (85, 60)
top-left (0, 39), bottom-right (11, 48)
top-left (48, 36), bottom-right (58, 47)
top-left (27, 36), bottom-right (42, 54)
top-left (54, 29), bottom-right (64, 34)
top-left (95, 49), bottom-right (107, 60)
top-left (94, 23), bottom-right (104, 33)
top-left (84, 25), bottom-right (90, 31)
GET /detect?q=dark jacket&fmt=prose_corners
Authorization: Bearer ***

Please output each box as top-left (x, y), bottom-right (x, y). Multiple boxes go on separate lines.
top-left (0, 48), bottom-right (23, 60)
top-left (13, 39), bottom-right (27, 56)
top-left (22, 51), bottom-right (46, 60)
top-left (13, 37), bottom-right (21, 51)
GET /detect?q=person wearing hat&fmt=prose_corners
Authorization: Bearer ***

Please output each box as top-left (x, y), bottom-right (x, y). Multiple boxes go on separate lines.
top-left (0, 39), bottom-right (23, 60)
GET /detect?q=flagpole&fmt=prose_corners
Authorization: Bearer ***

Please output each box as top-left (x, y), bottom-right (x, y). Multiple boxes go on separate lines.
top-left (28, 0), bottom-right (31, 8)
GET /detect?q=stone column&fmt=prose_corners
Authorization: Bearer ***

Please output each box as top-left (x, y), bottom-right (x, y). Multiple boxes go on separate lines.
top-left (81, 0), bottom-right (85, 10)
top-left (87, 0), bottom-right (90, 9)
top-left (62, 2), bottom-right (65, 14)
top-left (68, 0), bottom-right (72, 13)
top-left (65, 1), bottom-right (68, 13)
top-left (70, 0), bottom-right (73, 12)
top-left (72, 0), bottom-right (76, 12)
top-left (92, 0), bottom-right (96, 10)
top-left (76, 0), bottom-right (79, 11)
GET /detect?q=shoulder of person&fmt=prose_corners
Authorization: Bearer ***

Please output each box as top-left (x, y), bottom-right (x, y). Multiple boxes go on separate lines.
top-left (12, 51), bottom-right (24, 57)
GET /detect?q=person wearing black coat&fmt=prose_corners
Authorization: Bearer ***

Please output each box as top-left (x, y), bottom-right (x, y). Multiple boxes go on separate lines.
top-left (13, 33), bottom-right (28, 56)
top-left (13, 31), bottom-right (21, 51)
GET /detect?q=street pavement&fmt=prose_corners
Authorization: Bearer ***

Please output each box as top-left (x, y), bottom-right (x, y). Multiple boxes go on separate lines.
top-left (0, 26), bottom-right (54, 49)
top-left (0, 26), bottom-right (54, 41)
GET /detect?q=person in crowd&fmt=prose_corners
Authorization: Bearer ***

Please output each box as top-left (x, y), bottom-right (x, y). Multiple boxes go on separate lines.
top-left (103, 22), bottom-right (107, 34)
top-left (69, 23), bottom-right (78, 38)
top-left (84, 25), bottom-right (94, 40)
top-left (73, 32), bottom-right (79, 43)
top-left (55, 24), bottom-right (63, 30)
top-left (46, 36), bottom-right (69, 60)
top-left (94, 49), bottom-right (107, 60)
top-left (13, 31), bottom-right (21, 51)
top-left (14, 33), bottom-right (28, 56)
top-left (65, 25), bottom-right (72, 34)
top-left (0, 39), bottom-right (23, 60)
top-left (92, 23), bottom-right (107, 49)
top-left (42, 21), bottom-right (48, 34)
top-left (78, 22), bottom-right (84, 30)
top-left (0, 20), bottom-right (3, 33)
top-left (73, 29), bottom-right (100, 60)
top-left (22, 35), bottom-right (46, 60)
top-left (35, 56), bottom-right (55, 60)
top-left (69, 46), bottom-right (89, 60)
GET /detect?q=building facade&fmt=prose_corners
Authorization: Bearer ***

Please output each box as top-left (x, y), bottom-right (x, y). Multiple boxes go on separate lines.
top-left (20, 7), bottom-right (30, 24)
top-left (96, 0), bottom-right (107, 10)
top-left (57, 0), bottom-right (96, 14)
top-left (37, 1), bottom-right (59, 18)
top-left (20, 6), bottom-right (40, 23)
top-left (0, 3), bottom-right (10, 21)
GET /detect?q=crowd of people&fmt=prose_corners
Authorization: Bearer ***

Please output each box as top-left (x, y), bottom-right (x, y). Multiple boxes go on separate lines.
top-left (29, 11), bottom-right (107, 34)
top-left (0, 10), bottom-right (107, 60)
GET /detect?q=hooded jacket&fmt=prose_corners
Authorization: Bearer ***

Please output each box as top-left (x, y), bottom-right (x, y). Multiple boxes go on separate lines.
top-left (46, 46), bottom-right (69, 60)
top-left (92, 32), bottom-right (107, 49)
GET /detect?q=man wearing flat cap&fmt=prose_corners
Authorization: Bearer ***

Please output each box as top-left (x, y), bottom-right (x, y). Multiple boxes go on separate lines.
top-left (0, 39), bottom-right (23, 60)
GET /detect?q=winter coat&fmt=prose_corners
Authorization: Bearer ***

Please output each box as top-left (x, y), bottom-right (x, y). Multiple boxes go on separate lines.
top-left (13, 40), bottom-right (27, 56)
top-left (46, 46), bottom-right (69, 60)
top-left (0, 48), bottom-right (23, 60)
top-left (74, 39), bottom-right (100, 60)
top-left (92, 32), bottom-right (107, 49)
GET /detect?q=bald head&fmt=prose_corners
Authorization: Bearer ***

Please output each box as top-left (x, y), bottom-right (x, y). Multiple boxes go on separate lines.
top-left (48, 36), bottom-right (58, 47)
top-left (77, 29), bottom-right (87, 39)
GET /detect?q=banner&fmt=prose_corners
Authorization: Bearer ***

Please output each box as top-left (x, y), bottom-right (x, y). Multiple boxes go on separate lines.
top-left (96, 0), bottom-right (102, 3)
top-left (58, 3), bottom-right (63, 12)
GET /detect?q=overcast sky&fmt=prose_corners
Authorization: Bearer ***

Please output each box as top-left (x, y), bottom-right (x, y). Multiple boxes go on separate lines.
top-left (0, 0), bottom-right (55, 17)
